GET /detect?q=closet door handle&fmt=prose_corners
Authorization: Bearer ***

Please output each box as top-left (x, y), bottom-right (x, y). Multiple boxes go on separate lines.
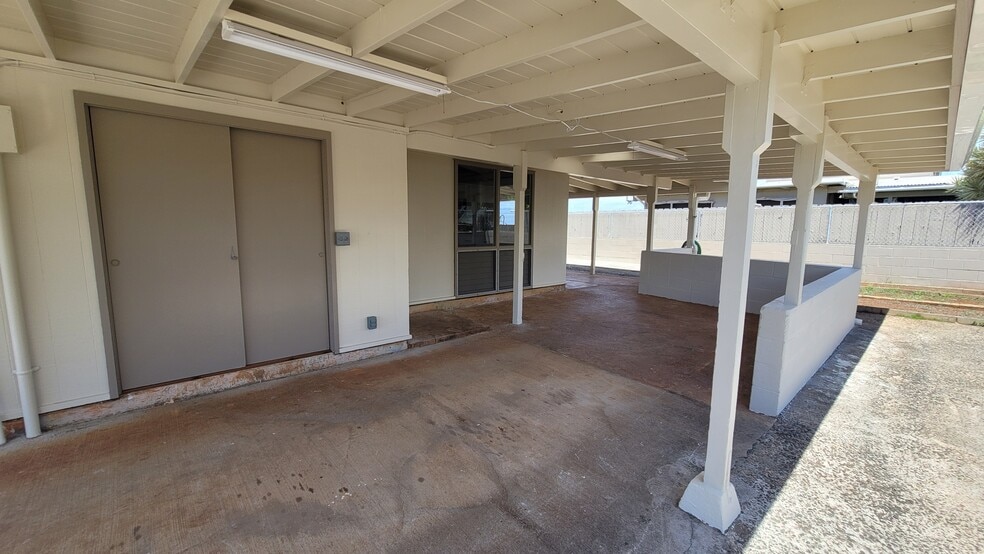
top-left (230, 246), bottom-right (239, 261)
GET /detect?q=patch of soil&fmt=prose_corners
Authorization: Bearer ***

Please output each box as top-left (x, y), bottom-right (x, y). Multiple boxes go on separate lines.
top-left (858, 296), bottom-right (984, 319)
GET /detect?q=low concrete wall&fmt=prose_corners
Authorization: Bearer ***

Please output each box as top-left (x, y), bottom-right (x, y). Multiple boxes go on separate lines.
top-left (639, 249), bottom-right (839, 314)
top-left (750, 268), bottom-right (862, 416)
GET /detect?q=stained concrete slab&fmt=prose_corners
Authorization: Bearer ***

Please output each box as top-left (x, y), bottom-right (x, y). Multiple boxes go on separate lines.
top-left (0, 273), bottom-right (981, 552)
top-left (0, 334), bottom-right (766, 552)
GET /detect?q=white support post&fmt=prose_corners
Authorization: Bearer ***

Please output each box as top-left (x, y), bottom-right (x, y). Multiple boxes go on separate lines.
top-left (645, 186), bottom-right (656, 251)
top-left (679, 31), bottom-right (778, 533)
top-left (0, 155), bottom-right (42, 440)
top-left (686, 185), bottom-right (698, 252)
top-left (785, 132), bottom-right (826, 306)
top-left (512, 152), bottom-right (528, 325)
top-left (590, 192), bottom-right (599, 275)
top-left (853, 177), bottom-right (877, 269)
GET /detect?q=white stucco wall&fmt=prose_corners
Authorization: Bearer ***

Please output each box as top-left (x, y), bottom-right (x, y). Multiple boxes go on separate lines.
top-left (638, 249), bottom-right (839, 313)
top-left (0, 66), bottom-right (410, 419)
top-left (407, 151), bottom-right (455, 305)
top-left (750, 268), bottom-right (862, 416)
top-left (531, 169), bottom-right (569, 288)
top-left (406, 152), bottom-right (569, 304)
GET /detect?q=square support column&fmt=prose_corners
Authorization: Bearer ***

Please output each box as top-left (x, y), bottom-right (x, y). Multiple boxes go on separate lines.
top-left (853, 177), bottom-right (877, 269)
top-left (785, 132), bottom-right (826, 306)
top-left (679, 31), bottom-right (778, 533)
top-left (590, 192), bottom-right (599, 275)
top-left (645, 186), bottom-right (657, 251)
top-left (512, 151), bottom-right (528, 325)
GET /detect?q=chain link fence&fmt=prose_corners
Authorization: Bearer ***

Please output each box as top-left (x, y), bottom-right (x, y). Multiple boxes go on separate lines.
top-left (644, 201), bottom-right (984, 247)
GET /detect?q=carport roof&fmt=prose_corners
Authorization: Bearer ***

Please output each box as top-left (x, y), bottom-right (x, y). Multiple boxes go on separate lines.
top-left (0, 0), bottom-right (980, 195)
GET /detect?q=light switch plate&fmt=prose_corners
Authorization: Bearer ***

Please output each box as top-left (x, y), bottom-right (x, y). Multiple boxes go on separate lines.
top-left (335, 231), bottom-right (351, 246)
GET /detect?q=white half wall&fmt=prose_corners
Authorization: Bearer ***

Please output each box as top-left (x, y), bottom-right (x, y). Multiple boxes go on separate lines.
top-left (0, 66), bottom-right (410, 419)
top-left (639, 249), bottom-right (840, 313)
top-left (407, 151), bottom-right (455, 304)
top-left (750, 268), bottom-right (863, 416)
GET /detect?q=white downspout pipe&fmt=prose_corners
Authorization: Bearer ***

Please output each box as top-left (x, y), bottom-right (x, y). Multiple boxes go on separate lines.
top-left (0, 155), bottom-right (42, 439)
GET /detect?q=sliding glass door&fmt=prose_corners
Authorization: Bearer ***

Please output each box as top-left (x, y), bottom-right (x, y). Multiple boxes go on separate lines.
top-left (455, 162), bottom-right (532, 296)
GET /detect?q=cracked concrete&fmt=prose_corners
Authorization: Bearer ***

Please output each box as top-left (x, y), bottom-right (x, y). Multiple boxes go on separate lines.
top-left (0, 273), bottom-right (980, 552)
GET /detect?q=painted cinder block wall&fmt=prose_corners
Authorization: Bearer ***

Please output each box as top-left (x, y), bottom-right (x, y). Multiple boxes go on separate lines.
top-left (750, 268), bottom-right (863, 416)
top-left (0, 66), bottom-right (412, 420)
top-left (406, 150), bottom-right (569, 305)
top-left (639, 249), bottom-right (839, 314)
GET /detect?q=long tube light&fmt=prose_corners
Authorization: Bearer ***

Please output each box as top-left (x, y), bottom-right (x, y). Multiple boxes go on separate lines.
top-left (220, 20), bottom-right (451, 97)
top-left (627, 140), bottom-right (688, 162)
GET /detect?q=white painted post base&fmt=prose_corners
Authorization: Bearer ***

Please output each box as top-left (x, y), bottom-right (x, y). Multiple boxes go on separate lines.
top-left (679, 471), bottom-right (741, 531)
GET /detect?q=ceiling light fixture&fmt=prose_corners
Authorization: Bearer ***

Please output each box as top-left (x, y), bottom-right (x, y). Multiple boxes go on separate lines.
top-left (220, 20), bottom-right (451, 97)
top-left (627, 140), bottom-right (688, 162)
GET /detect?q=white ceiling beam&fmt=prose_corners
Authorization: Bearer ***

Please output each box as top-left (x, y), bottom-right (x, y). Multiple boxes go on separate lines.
top-left (521, 117), bottom-right (726, 152)
top-left (845, 127), bottom-right (948, 145)
top-left (349, 0), bottom-right (464, 57)
top-left (615, 0), bottom-right (826, 144)
top-left (824, 124), bottom-right (878, 180)
top-left (578, 152), bottom-right (666, 164)
top-left (553, 144), bottom-right (642, 158)
top-left (272, 64), bottom-right (333, 103)
top-left (15, 0), bottom-right (55, 59)
top-left (947, 0), bottom-right (984, 169)
top-left (568, 180), bottom-right (599, 192)
top-left (777, 0), bottom-right (956, 45)
top-left (879, 163), bottom-right (945, 169)
top-left (173, 0), bottom-right (233, 83)
top-left (550, 132), bottom-right (798, 158)
top-left (347, 0), bottom-right (646, 116)
top-left (864, 154), bottom-right (947, 164)
top-left (824, 60), bottom-right (952, 103)
top-left (268, 0), bottom-right (460, 101)
top-left (439, 0), bottom-right (643, 83)
top-left (404, 44), bottom-right (700, 127)
top-left (831, 110), bottom-right (949, 134)
top-left (604, 149), bottom-right (795, 168)
top-left (615, 0), bottom-right (764, 84)
top-left (825, 89), bottom-right (950, 120)
top-left (571, 176), bottom-right (618, 191)
top-left (855, 138), bottom-right (948, 152)
top-left (803, 25), bottom-right (954, 82)
top-left (452, 73), bottom-right (727, 137)
top-left (489, 96), bottom-right (725, 145)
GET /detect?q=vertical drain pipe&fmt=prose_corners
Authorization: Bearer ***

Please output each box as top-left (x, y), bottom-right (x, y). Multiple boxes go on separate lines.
top-left (0, 154), bottom-right (42, 439)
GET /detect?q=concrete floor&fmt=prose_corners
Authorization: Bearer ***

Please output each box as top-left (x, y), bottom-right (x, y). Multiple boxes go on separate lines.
top-left (0, 272), bottom-right (981, 552)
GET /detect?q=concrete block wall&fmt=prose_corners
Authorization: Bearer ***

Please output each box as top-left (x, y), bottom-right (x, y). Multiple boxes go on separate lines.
top-left (570, 209), bottom-right (984, 290)
top-left (639, 249), bottom-right (839, 314)
top-left (860, 246), bottom-right (984, 290)
top-left (750, 268), bottom-right (862, 416)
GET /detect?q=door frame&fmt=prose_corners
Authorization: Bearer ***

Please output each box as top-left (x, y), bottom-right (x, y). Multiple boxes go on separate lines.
top-left (74, 92), bottom-right (340, 397)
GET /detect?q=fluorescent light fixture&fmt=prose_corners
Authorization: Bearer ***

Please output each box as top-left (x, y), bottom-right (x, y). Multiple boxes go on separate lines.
top-left (627, 140), bottom-right (688, 161)
top-left (220, 20), bottom-right (451, 97)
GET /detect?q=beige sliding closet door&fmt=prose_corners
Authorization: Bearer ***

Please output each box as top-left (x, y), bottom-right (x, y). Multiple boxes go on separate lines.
top-left (230, 129), bottom-right (330, 364)
top-left (91, 108), bottom-right (247, 390)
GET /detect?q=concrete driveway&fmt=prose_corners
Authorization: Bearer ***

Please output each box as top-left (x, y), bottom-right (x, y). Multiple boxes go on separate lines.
top-left (0, 275), bottom-right (980, 552)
